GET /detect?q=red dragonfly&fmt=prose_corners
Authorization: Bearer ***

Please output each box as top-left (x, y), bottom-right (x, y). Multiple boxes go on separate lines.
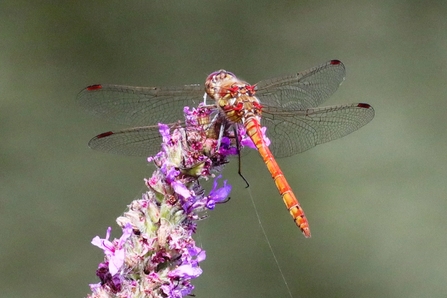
top-left (78, 60), bottom-right (374, 238)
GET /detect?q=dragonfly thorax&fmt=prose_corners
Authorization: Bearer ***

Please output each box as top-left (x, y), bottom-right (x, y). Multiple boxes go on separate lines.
top-left (218, 94), bottom-right (262, 123)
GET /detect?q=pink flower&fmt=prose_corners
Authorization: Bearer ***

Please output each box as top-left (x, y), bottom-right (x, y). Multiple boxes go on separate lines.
top-left (91, 223), bottom-right (132, 275)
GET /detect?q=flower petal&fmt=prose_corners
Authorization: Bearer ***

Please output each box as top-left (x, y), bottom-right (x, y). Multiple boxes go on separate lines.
top-left (168, 264), bottom-right (203, 279)
top-left (172, 181), bottom-right (191, 199)
top-left (207, 176), bottom-right (232, 209)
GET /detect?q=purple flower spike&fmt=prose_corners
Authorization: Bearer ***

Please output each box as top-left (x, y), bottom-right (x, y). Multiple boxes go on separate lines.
top-left (87, 105), bottom-right (233, 298)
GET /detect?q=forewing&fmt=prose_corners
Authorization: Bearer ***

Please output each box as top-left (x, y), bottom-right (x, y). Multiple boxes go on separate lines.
top-left (77, 84), bottom-right (205, 126)
top-left (255, 60), bottom-right (346, 110)
top-left (261, 103), bottom-right (375, 158)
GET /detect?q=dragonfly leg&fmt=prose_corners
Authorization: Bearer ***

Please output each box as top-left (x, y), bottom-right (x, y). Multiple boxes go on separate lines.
top-left (233, 127), bottom-right (250, 188)
top-left (216, 196), bottom-right (231, 204)
top-left (238, 163), bottom-right (250, 188)
top-left (216, 122), bottom-right (225, 150)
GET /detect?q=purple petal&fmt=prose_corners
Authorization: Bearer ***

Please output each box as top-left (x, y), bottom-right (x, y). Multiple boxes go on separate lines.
top-left (166, 167), bottom-right (180, 183)
top-left (91, 225), bottom-right (131, 276)
top-left (168, 264), bottom-right (203, 279)
top-left (89, 282), bottom-right (101, 292)
top-left (91, 227), bottom-right (113, 252)
top-left (241, 134), bottom-right (256, 149)
top-left (158, 123), bottom-right (171, 143)
top-left (207, 176), bottom-right (231, 209)
top-left (172, 181), bottom-right (191, 199)
top-left (261, 126), bottom-right (271, 146)
top-left (196, 249), bottom-right (206, 262)
top-left (118, 223), bottom-right (133, 246)
top-left (108, 249), bottom-right (124, 276)
top-left (161, 283), bottom-right (192, 298)
top-left (219, 136), bottom-right (238, 156)
top-left (240, 126), bottom-right (271, 149)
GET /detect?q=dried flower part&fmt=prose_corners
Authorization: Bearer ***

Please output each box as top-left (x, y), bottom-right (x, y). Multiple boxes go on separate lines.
top-left (87, 106), bottom-right (234, 298)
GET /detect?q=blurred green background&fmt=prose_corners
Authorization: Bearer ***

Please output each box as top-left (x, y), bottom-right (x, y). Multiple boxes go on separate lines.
top-left (2, 1), bottom-right (447, 297)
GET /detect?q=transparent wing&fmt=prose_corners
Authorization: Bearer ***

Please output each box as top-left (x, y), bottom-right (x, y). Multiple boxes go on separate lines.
top-left (261, 103), bottom-right (375, 158)
top-left (88, 121), bottom-right (243, 157)
top-left (86, 104), bottom-right (374, 158)
top-left (77, 84), bottom-right (205, 126)
top-left (88, 125), bottom-right (169, 157)
top-left (256, 60), bottom-right (346, 110)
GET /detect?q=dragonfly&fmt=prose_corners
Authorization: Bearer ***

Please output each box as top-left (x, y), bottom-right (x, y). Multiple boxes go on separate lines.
top-left (77, 60), bottom-right (374, 238)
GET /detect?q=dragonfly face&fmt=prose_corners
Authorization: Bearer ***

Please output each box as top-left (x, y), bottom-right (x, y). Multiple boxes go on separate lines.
top-left (204, 69), bottom-right (237, 101)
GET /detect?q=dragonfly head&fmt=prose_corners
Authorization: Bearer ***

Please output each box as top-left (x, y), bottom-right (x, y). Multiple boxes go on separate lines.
top-left (205, 70), bottom-right (240, 101)
top-left (205, 70), bottom-right (256, 102)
